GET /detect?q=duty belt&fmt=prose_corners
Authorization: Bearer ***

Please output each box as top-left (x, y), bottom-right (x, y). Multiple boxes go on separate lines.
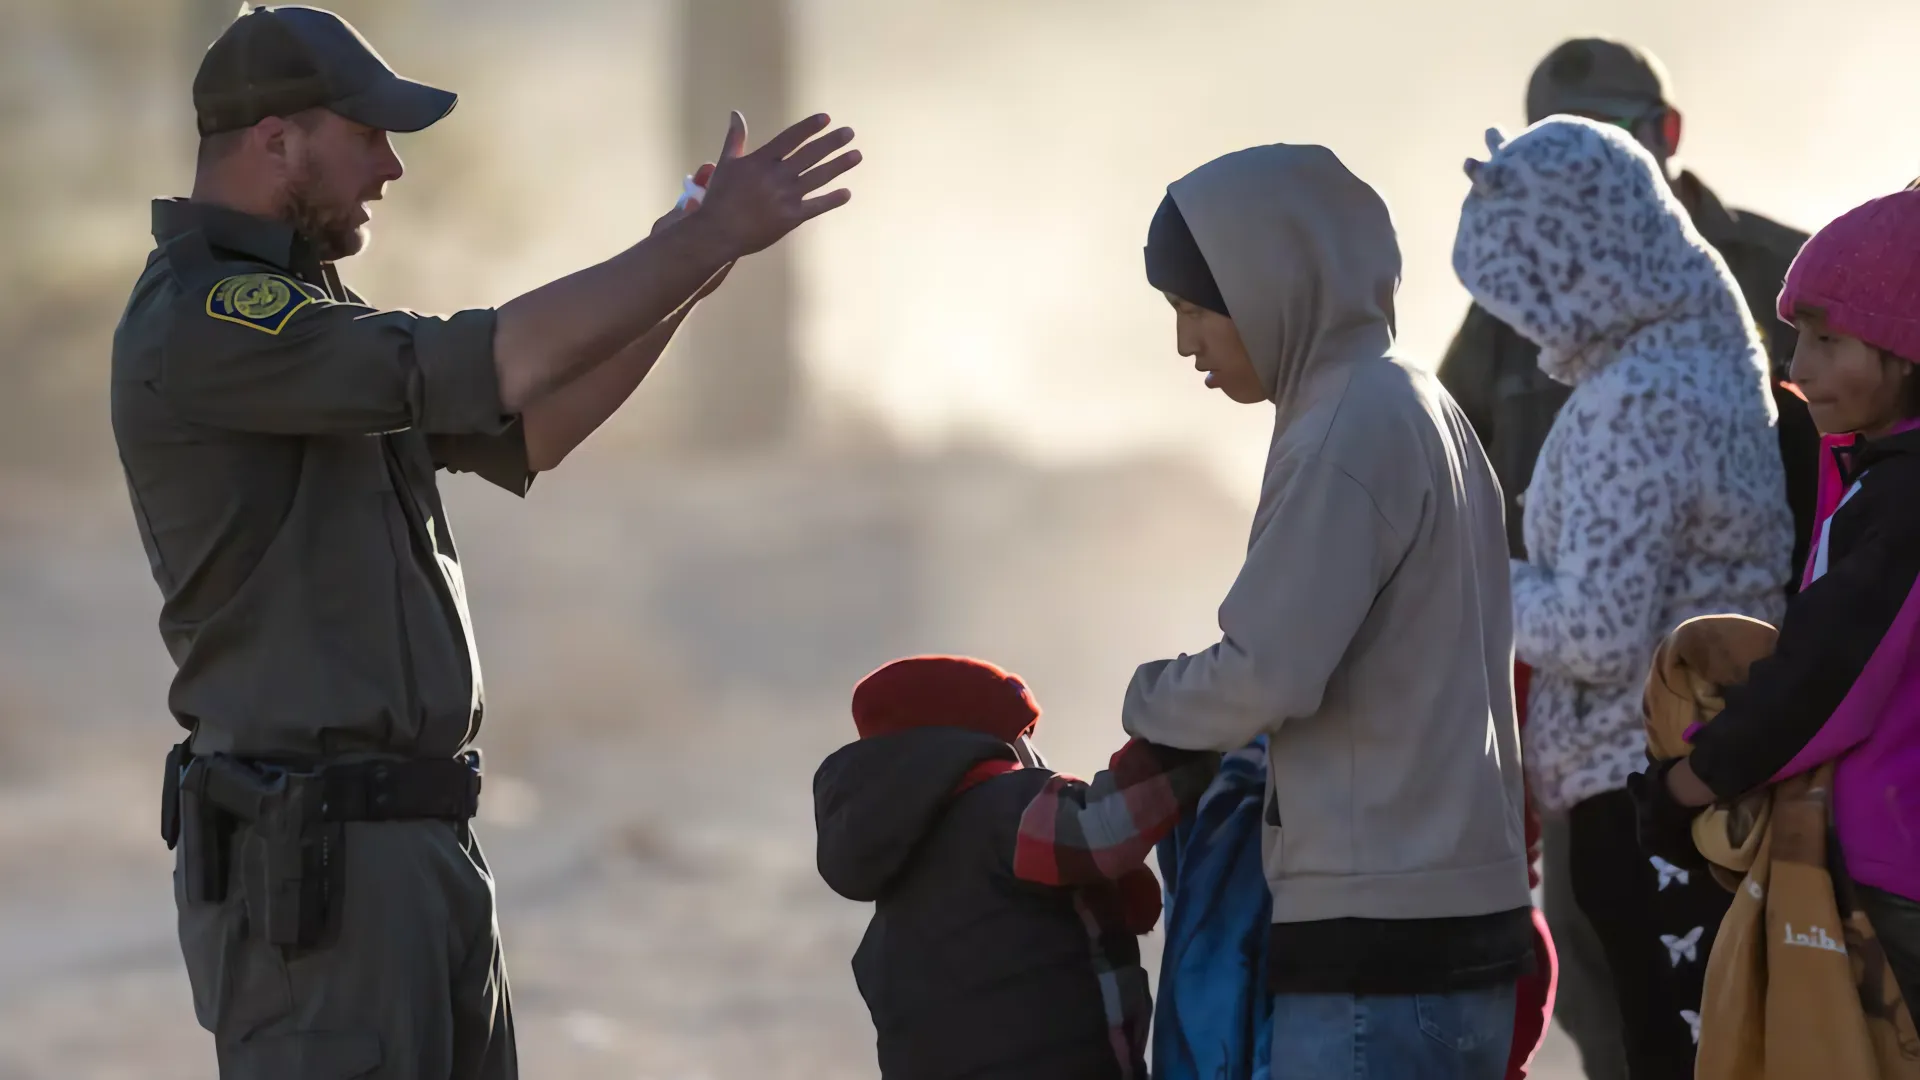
top-left (160, 744), bottom-right (484, 949)
top-left (313, 753), bottom-right (485, 822)
top-left (162, 747), bottom-right (484, 849)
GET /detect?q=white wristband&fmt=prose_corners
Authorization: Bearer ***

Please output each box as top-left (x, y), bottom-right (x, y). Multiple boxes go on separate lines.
top-left (675, 174), bottom-right (708, 211)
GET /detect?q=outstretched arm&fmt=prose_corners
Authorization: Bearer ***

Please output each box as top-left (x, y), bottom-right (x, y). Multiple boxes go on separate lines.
top-left (517, 214), bottom-right (733, 472)
top-left (492, 112), bottom-right (857, 416)
top-left (160, 113), bottom-right (856, 446)
top-left (516, 161), bottom-right (730, 472)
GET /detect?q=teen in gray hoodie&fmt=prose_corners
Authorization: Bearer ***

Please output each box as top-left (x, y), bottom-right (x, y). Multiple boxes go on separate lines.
top-left (1129, 144), bottom-right (1534, 1080)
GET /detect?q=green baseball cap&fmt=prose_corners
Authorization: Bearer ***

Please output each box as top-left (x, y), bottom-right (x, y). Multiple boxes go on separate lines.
top-left (1525, 38), bottom-right (1672, 126)
top-left (192, 5), bottom-right (456, 137)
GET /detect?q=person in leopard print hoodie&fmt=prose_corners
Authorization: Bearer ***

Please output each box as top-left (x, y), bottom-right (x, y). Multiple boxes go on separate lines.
top-left (1452, 117), bottom-right (1795, 1079)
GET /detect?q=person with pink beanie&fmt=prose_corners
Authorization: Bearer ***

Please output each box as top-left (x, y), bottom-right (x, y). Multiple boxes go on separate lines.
top-left (1645, 188), bottom-right (1920, 1008)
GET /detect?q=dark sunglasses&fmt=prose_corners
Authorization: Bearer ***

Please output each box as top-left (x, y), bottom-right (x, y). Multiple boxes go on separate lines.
top-left (1597, 107), bottom-right (1668, 135)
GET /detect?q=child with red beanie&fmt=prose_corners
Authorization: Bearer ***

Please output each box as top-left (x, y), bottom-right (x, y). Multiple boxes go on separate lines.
top-left (813, 656), bottom-right (1218, 1080)
top-left (1641, 188), bottom-right (1920, 1007)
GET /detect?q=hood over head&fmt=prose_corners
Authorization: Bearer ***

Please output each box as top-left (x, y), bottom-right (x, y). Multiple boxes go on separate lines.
top-left (1451, 118), bottom-right (1748, 385)
top-left (1164, 143), bottom-right (1402, 409)
top-left (813, 726), bottom-right (1018, 902)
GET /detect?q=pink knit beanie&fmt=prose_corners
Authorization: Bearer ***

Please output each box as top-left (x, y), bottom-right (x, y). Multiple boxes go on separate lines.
top-left (1778, 189), bottom-right (1920, 363)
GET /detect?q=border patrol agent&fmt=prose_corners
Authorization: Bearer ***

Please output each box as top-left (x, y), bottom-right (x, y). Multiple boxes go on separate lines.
top-left (113, 6), bottom-right (859, 1077)
top-left (1436, 38), bottom-right (1817, 1080)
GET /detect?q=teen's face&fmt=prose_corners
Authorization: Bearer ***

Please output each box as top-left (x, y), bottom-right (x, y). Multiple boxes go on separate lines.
top-left (1789, 314), bottom-right (1914, 437)
top-left (1165, 292), bottom-right (1266, 404)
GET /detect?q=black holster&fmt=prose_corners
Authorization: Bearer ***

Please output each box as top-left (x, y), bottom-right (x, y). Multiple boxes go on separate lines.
top-left (261, 776), bottom-right (345, 951)
top-left (163, 748), bottom-right (342, 949)
top-left (161, 745), bottom-right (481, 951)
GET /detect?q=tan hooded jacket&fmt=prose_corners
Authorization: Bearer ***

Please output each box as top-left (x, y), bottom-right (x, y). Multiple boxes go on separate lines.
top-left (1122, 144), bottom-right (1531, 923)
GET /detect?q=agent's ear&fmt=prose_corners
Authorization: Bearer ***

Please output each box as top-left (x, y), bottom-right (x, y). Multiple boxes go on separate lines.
top-left (254, 115), bottom-right (292, 166)
top-left (1484, 127), bottom-right (1507, 155)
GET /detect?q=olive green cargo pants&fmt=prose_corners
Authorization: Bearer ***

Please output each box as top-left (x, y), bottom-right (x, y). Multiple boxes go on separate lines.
top-left (175, 818), bottom-right (515, 1078)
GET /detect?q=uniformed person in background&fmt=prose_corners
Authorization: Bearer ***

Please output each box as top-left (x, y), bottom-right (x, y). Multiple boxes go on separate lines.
top-left (1436, 37), bottom-right (1815, 1080)
top-left (111, 6), bottom-right (860, 1077)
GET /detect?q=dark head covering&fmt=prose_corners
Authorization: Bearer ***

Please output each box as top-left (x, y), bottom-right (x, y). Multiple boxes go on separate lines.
top-left (1144, 194), bottom-right (1229, 316)
top-left (193, 5), bottom-right (457, 136)
top-left (851, 656), bottom-right (1041, 744)
top-left (1525, 38), bottom-right (1671, 126)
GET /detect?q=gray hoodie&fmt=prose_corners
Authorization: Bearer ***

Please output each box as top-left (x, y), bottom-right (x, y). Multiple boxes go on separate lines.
top-left (1122, 144), bottom-right (1531, 924)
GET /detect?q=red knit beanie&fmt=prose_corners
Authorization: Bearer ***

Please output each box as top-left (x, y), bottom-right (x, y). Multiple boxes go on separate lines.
top-left (1778, 189), bottom-right (1920, 363)
top-left (851, 656), bottom-right (1041, 744)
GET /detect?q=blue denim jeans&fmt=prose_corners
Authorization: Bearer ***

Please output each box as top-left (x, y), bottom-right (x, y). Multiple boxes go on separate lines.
top-left (1269, 983), bottom-right (1517, 1080)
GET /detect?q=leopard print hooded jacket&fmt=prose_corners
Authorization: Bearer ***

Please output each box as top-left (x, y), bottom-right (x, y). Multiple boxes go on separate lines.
top-left (1452, 118), bottom-right (1794, 811)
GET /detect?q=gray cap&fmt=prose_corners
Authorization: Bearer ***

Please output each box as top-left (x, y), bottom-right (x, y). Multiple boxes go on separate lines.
top-left (1525, 38), bottom-right (1671, 125)
top-left (193, 5), bottom-right (456, 137)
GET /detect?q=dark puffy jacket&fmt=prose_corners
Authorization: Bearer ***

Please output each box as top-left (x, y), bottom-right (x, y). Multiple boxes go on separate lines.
top-left (814, 727), bottom-right (1135, 1080)
top-left (1439, 171), bottom-right (1820, 592)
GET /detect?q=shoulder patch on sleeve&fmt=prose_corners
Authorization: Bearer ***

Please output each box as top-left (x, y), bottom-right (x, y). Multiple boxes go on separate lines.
top-left (204, 273), bottom-right (317, 335)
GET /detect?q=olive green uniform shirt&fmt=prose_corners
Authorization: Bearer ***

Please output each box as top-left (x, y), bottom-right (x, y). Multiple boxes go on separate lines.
top-left (112, 199), bottom-right (531, 759)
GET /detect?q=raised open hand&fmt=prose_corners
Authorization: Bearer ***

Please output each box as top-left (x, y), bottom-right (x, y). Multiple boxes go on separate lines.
top-left (697, 111), bottom-right (860, 258)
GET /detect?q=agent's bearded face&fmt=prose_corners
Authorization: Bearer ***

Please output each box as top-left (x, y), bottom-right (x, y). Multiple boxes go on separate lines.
top-left (279, 111), bottom-right (404, 262)
top-left (284, 154), bottom-right (365, 260)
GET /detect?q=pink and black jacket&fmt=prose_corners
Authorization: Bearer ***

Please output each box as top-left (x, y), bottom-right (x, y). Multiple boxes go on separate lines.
top-left (1687, 421), bottom-right (1920, 901)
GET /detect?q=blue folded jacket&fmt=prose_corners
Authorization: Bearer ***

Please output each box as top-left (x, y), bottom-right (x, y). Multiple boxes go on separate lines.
top-left (1152, 737), bottom-right (1273, 1080)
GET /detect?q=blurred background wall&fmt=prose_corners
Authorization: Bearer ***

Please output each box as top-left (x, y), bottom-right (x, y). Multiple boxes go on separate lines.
top-left (1, 1), bottom-right (1917, 1076)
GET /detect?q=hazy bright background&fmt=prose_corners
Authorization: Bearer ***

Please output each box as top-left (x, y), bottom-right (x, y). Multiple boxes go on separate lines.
top-left (2, 1), bottom-right (1915, 1076)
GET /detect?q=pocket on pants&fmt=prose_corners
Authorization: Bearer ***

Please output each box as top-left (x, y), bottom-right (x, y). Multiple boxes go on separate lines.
top-left (175, 838), bottom-right (293, 1038)
top-left (226, 1030), bottom-right (383, 1079)
top-left (1416, 984), bottom-right (1516, 1053)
